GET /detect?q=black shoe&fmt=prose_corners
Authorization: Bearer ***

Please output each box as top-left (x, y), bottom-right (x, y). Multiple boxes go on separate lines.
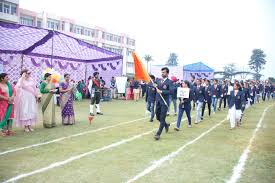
top-left (149, 119), bottom-right (153, 122)
top-left (174, 127), bottom-right (180, 131)
top-left (218, 108), bottom-right (221, 111)
top-left (96, 112), bottom-right (103, 115)
top-left (89, 113), bottom-right (94, 116)
top-left (201, 117), bottom-right (204, 120)
top-left (154, 134), bottom-right (160, 140)
top-left (165, 123), bottom-right (170, 133)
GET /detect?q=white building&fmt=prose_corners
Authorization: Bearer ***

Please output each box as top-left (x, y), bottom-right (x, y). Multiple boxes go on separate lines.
top-left (0, 0), bottom-right (136, 76)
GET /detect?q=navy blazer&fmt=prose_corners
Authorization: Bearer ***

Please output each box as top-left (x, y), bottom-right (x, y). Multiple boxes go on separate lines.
top-left (221, 84), bottom-right (228, 96)
top-left (228, 90), bottom-right (245, 110)
top-left (242, 87), bottom-right (250, 101)
top-left (178, 88), bottom-right (193, 109)
top-left (145, 82), bottom-right (156, 103)
top-left (193, 85), bottom-right (205, 103)
top-left (210, 84), bottom-right (221, 98)
top-left (204, 85), bottom-right (212, 102)
top-left (155, 78), bottom-right (174, 105)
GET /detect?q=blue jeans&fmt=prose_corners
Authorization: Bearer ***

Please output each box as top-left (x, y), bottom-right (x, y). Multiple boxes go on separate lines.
top-left (168, 97), bottom-right (177, 114)
top-left (196, 101), bottom-right (203, 122)
top-left (146, 101), bottom-right (155, 120)
top-left (176, 106), bottom-right (191, 128)
top-left (212, 97), bottom-right (218, 112)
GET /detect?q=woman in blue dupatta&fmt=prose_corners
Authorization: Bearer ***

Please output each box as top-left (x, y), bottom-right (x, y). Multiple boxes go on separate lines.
top-left (59, 73), bottom-right (75, 125)
top-left (0, 73), bottom-right (16, 136)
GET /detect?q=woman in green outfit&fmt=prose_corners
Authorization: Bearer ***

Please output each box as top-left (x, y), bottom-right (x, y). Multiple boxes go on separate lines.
top-left (40, 73), bottom-right (57, 128)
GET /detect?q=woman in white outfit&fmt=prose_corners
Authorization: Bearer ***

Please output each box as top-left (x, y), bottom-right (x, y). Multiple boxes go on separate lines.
top-left (228, 83), bottom-right (244, 130)
top-left (14, 69), bottom-right (39, 132)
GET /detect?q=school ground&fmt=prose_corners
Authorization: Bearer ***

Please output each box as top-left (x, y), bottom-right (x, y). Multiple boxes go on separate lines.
top-left (0, 99), bottom-right (274, 183)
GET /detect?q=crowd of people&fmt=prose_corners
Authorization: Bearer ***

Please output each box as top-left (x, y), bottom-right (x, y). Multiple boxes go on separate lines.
top-left (0, 70), bottom-right (112, 136)
top-left (144, 68), bottom-right (274, 140)
top-left (0, 68), bottom-right (274, 139)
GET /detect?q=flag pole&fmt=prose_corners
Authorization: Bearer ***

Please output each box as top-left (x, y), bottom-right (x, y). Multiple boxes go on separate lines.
top-left (149, 77), bottom-right (168, 107)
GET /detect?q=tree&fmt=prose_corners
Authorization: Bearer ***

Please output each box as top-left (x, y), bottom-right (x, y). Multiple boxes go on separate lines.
top-left (268, 77), bottom-right (275, 83)
top-left (166, 53), bottom-right (178, 66)
top-left (223, 63), bottom-right (236, 79)
top-left (144, 54), bottom-right (153, 72)
top-left (248, 49), bottom-right (267, 80)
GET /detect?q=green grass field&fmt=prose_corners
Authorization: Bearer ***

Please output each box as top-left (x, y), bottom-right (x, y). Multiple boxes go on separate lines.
top-left (0, 99), bottom-right (274, 183)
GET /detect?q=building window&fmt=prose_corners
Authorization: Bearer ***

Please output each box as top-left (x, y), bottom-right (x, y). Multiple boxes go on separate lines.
top-left (127, 38), bottom-right (135, 46)
top-left (127, 62), bottom-right (134, 68)
top-left (11, 4), bottom-right (16, 15)
top-left (20, 15), bottom-right (34, 26)
top-left (37, 19), bottom-right (42, 28)
top-left (4, 4), bottom-right (9, 14)
top-left (0, 1), bottom-right (17, 15)
top-left (61, 21), bottom-right (65, 31)
top-left (47, 19), bottom-right (60, 30)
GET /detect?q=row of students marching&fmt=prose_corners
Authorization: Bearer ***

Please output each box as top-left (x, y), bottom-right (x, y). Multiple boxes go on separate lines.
top-left (145, 67), bottom-right (274, 140)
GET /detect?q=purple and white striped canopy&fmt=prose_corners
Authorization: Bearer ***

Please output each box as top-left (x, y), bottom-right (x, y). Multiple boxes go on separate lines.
top-left (0, 21), bottom-right (123, 62)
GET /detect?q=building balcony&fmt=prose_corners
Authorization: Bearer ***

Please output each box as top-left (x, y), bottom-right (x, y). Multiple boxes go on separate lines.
top-left (0, 12), bottom-right (19, 23)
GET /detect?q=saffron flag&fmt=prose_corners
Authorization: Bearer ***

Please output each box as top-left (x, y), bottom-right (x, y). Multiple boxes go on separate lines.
top-left (132, 52), bottom-right (151, 83)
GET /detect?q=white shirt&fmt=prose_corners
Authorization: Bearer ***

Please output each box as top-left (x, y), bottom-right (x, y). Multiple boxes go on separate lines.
top-left (227, 85), bottom-right (233, 95)
top-left (88, 80), bottom-right (93, 94)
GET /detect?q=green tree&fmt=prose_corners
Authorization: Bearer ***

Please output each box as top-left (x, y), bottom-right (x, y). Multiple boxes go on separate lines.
top-left (248, 49), bottom-right (267, 80)
top-left (166, 53), bottom-right (178, 66)
top-left (268, 77), bottom-right (275, 83)
top-left (144, 54), bottom-right (153, 71)
top-left (223, 63), bottom-right (236, 79)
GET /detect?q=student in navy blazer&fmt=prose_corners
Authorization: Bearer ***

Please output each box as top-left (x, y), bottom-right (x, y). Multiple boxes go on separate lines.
top-left (228, 83), bottom-right (245, 129)
top-left (145, 75), bottom-right (157, 122)
top-left (202, 79), bottom-right (212, 119)
top-left (210, 79), bottom-right (221, 113)
top-left (174, 81), bottom-right (193, 131)
top-left (193, 79), bottom-right (205, 124)
top-left (154, 67), bottom-right (174, 140)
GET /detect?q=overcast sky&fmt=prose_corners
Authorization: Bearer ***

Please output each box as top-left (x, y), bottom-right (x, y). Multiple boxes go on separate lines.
top-left (20, 0), bottom-right (275, 78)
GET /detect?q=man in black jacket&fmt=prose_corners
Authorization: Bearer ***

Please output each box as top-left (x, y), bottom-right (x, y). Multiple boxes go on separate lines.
top-left (154, 67), bottom-right (174, 140)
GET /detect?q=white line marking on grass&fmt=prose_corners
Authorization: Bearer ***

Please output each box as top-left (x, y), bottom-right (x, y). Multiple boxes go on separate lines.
top-left (3, 116), bottom-right (190, 183)
top-left (0, 117), bottom-right (147, 156)
top-left (125, 118), bottom-right (227, 183)
top-left (226, 106), bottom-right (271, 183)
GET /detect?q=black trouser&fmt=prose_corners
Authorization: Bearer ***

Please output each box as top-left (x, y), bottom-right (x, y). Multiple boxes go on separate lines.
top-left (91, 92), bottom-right (101, 104)
top-left (250, 96), bottom-right (255, 105)
top-left (202, 100), bottom-right (211, 117)
top-left (218, 96), bottom-right (227, 109)
top-left (156, 102), bottom-right (169, 136)
top-left (262, 92), bottom-right (266, 101)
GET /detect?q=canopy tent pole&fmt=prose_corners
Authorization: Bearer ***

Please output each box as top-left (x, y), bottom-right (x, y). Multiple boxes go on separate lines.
top-left (21, 54), bottom-right (24, 71)
top-left (51, 29), bottom-right (54, 69)
top-left (84, 63), bottom-right (87, 83)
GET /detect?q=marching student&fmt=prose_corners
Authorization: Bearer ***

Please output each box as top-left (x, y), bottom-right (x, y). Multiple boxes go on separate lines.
top-left (210, 79), bottom-right (221, 114)
top-left (228, 83), bottom-right (245, 130)
top-left (193, 78), bottom-right (205, 124)
top-left (154, 67), bottom-right (173, 141)
top-left (190, 75), bottom-right (196, 110)
top-left (250, 81), bottom-right (256, 105)
top-left (218, 80), bottom-right (228, 110)
top-left (201, 79), bottom-right (212, 120)
top-left (89, 72), bottom-right (103, 116)
top-left (167, 79), bottom-right (180, 116)
top-left (145, 75), bottom-right (156, 122)
top-left (255, 82), bottom-right (261, 103)
top-left (174, 80), bottom-right (193, 131)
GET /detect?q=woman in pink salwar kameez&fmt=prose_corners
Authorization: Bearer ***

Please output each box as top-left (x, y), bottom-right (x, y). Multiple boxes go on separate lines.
top-left (14, 69), bottom-right (38, 132)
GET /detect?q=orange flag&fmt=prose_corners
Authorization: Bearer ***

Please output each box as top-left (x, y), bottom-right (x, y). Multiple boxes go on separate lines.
top-left (132, 52), bottom-right (151, 83)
